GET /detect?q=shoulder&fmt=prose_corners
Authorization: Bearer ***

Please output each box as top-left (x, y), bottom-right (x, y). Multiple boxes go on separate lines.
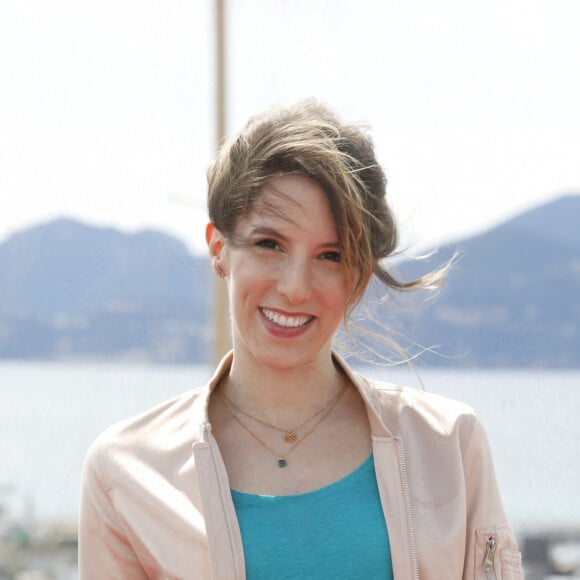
top-left (359, 375), bottom-right (480, 450)
top-left (83, 387), bottom-right (208, 489)
top-left (368, 376), bottom-right (474, 420)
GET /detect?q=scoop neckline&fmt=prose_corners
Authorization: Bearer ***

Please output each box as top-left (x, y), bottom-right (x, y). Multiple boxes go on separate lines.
top-left (230, 453), bottom-right (373, 500)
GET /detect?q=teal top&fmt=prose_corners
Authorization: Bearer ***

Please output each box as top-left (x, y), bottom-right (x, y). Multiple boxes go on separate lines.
top-left (231, 455), bottom-right (393, 580)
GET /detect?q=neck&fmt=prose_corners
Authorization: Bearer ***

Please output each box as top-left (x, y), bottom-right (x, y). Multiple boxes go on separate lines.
top-left (222, 351), bottom-right (345, 426)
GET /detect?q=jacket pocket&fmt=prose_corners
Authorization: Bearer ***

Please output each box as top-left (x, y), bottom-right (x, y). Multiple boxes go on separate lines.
top-left (500, 548), bottom-right (524, 579)
top-left (475, 527), bottom-right (524, 579)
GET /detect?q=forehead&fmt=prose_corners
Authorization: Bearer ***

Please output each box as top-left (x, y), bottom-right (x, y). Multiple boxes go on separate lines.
top-left (230, 175), bottom-right (342, 247)
top-left (251, 174), bottom-right (335, 224)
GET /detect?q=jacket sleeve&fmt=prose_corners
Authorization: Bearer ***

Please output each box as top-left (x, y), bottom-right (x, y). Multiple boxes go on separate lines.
top-left (78, 439), bottom-right (148, 579)
top-left (461, 416), bottom-right (524, 579)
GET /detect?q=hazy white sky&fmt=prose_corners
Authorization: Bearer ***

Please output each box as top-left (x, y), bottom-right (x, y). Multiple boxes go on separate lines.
top-left (1, 0), bottom-right (579, 254)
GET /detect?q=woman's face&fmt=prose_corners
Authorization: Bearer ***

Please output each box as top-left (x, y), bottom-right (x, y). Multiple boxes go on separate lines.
top-left (208, 174), bottom-right (349, 372)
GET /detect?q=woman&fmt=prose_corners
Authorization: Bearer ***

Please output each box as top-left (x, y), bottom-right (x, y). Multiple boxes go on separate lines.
top-left (79, 101), bottom-right (524, 579)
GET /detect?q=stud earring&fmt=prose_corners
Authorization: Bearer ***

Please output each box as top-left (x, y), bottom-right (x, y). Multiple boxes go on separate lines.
top-left (212, 258), bottom-right (225, 278)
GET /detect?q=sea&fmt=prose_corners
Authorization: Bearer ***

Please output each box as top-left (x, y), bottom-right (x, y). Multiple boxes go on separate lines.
top-left (1, 361), bottom-right (579, 537)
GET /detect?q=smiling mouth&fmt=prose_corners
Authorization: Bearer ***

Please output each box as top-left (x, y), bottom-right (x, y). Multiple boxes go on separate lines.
top-left (260, 308), bottom-right (313, 328)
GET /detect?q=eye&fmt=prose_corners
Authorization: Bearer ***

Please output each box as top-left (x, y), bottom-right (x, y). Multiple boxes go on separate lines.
top-left (318, 251), bottom-right (342, 263)
top-left (256, 238), bottom-right (280, 251)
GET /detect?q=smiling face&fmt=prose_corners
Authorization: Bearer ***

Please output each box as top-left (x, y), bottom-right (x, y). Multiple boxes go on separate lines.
top-left (207, 174), bottom-right (350, 372)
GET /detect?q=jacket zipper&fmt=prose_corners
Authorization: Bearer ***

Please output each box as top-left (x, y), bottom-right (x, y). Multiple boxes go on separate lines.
top-left (199, 421), bottom-right (243, 579)
top-left (395, 436), bottom-right (419, 580)
top-left (484, 535), bottom-right (497, 579)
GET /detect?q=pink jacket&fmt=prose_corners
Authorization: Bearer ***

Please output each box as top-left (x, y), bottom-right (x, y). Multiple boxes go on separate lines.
top-left (79, 353), bottom-right (524, 579)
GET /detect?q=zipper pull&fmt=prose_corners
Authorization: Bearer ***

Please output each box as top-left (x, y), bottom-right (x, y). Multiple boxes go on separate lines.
top-left (201, 422), bottom-right (212, 443)
top-left (484, 536), bottom-right (497, 579)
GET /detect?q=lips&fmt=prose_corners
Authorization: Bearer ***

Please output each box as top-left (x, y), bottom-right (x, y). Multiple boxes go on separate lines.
top-left (260, 307), bottom-right (313, 328)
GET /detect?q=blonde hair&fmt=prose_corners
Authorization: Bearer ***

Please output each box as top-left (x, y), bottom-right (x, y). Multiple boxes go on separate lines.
top-left (207, 100), bottom-right (443, 317)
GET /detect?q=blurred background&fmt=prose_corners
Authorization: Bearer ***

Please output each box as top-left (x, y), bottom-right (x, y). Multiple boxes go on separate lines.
top-left (1, 1), bottom-right (579, 578)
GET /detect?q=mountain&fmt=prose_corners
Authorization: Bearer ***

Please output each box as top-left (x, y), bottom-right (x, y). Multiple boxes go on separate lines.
top-left (384, 194), bottom-right (580, 367)
top-left (0, 195), bottom-right (578, 366)
top-left (0, 218), bottom-right (212, 363)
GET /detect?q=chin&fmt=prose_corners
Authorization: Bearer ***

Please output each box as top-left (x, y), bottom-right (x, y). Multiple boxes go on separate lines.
top-left (257, 342), bottom-right (332, 372)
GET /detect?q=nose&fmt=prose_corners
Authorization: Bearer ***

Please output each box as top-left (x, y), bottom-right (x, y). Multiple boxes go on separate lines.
top-left (277, 259), bottom-right (312, 305)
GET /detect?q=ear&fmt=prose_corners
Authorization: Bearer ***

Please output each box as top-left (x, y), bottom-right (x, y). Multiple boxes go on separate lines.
top-left (206, 222), bottom-right (226, 260)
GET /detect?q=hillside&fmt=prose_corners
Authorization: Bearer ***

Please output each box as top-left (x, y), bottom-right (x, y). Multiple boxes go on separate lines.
top-left (0, 195), bottom-right (578, 366)
top-left (388, 195), bottom-right (580, 367)
top-left (0, 218), bottom-right (212, 363)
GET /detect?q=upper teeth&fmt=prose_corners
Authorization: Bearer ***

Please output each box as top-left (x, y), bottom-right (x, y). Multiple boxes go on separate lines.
top-left (261, 308), bottom-right (311, 328)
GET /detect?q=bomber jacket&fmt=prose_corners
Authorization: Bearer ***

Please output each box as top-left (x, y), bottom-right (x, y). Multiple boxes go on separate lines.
top-left (79, 352), bottom-right (524, 579)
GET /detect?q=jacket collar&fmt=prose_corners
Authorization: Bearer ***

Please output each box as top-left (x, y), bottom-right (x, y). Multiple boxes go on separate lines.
top-left (333, 351), bottom-right (394, 439)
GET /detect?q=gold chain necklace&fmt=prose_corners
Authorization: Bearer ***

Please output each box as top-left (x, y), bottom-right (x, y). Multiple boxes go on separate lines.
top-left (218, 383), bottom-right (348, 468)
top-left (220, 381), bottom-right (347, 443)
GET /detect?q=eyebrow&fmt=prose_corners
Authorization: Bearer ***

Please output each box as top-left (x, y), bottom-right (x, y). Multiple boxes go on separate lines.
top-left (249, 226), bottom-right (342, 249)
top-left (249, 226), bottom-right (288, 240)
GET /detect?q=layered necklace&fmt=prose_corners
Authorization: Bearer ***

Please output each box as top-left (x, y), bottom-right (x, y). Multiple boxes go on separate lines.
top-left (218, 381), bottom-right (348, 468)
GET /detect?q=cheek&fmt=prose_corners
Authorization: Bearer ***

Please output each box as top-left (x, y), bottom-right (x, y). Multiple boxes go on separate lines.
top-left (330, 294), bottom-right (348, 320)
top-left (317, 273), bottom-right (349, 313)
top-left (229, 261), bottom-right (270, 304)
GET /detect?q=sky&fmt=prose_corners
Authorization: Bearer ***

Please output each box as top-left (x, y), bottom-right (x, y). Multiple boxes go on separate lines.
top-left (1, 0), bottom-right (579, 255)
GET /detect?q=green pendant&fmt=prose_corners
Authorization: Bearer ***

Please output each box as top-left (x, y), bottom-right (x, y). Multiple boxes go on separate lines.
top-left (278, 458), bottom-right (287, 468)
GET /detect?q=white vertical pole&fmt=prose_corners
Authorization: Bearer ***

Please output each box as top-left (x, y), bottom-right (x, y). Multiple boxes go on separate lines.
top-left (213, 0), bottom-right (229, 365)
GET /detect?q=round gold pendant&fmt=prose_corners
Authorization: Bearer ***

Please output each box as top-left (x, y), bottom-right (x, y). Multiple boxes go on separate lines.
top-left (284, 430), bottom-right (297, 443)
